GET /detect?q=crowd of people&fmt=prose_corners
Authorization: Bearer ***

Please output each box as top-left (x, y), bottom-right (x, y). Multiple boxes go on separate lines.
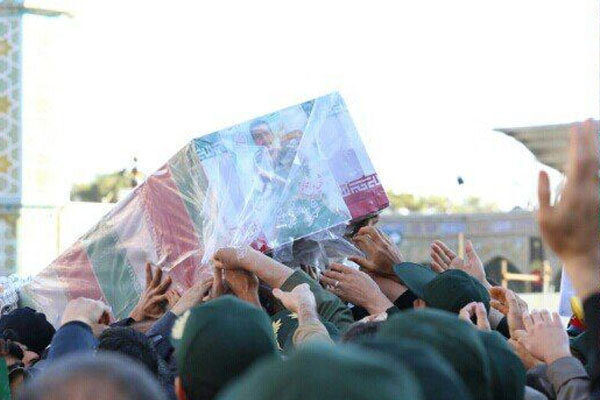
top-left (0, 119), bottom-right (598, 399)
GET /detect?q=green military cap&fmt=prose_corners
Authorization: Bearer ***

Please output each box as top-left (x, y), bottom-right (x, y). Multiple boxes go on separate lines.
top-left (271, 309), bottom-right (339, 352)
top-left (170, 295), bottom-right (278, 398)
top-left (378, 308), bottom-right (492, 400)
top-left (393, 262), bottom-right (490, 314)
top-left (356, 338), bottom-right (472, 400)
top-left (570, 331), bottom-right (594, 375)
top-left (216, 342), bottom-right (424, 400)
top-left (478, 331), bottom-right (525, 400)
top-left (569, 330), bottom-right (590, 359)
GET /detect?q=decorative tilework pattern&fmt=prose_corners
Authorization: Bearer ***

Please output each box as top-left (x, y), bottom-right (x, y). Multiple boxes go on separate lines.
top-left (0, 5), bottom-right (21, 275)
top-left (0, 210), bottom-right (17, 275)
top-left (0, 15), bottom-right (20, 205)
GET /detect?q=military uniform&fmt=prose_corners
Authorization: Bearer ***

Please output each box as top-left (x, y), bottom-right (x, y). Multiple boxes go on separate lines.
top-left (272, 269), bottom-right (353, 351)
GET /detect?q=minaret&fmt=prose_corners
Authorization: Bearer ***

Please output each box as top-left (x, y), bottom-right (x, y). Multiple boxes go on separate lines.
top-left (0, 0), bottom-right (68, 275)
top-left (0, 0), bottom-right (24, 275)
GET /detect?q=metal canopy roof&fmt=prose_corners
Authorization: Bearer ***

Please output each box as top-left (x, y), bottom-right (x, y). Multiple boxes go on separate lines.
top-left (495, 121), bottom-right (598, 173)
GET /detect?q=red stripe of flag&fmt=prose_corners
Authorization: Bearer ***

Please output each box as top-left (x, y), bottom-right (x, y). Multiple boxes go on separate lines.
top-left (141, 165), bottom-right (202, 289)
top-left (49, 240), bottom-right (107, 303)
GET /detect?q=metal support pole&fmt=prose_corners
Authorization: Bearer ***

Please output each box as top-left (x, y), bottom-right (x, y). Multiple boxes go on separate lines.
top-left (501, 258), bottom-right (508, 288)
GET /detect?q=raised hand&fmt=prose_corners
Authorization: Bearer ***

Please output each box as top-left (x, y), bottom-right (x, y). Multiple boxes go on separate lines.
top-left (273, 283), bottom-right (333, 346)
top-left (223, 268), bottom-right (261, 307)
top-left (214, 246), bottom-right (293, 290)
top-left (209, 266), bottom-right (228, 300)
top-left (272, 283), bottom-right (317, 315)
top-left (364, 271), bottom-right (408, 302)
top-left (129, 263), bottom-right (172, 321)
top-left (459, 301), bottom-right (491, 331)
top-left (166, 289), bottom-right (181, 310)
top-left (507, 336), bottom-right (544, 370)
top-left (489, 287), bottom-right (528, 338)
top-left (300, 264), bottom-right (322, 283)
top-left (213, 247), bottom-right (249, 270)
top-left (170, 275), bottom-right (214, 316)
top-left (62, 297), bottom-right (111, 328)
top-left (430, 239), bottom-right (490, 289)
top-left (320, 263), bottom-right (393, 315)
top-left (350, 226), bottom-right (403, 277)
top-left (518, 310), bottom-right (571, 365)
top-left (537, 119), bottom-right (600, 299)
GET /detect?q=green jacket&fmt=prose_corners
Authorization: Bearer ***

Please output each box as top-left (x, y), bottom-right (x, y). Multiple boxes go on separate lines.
top-left (277, 270), bottom-right (354, 337)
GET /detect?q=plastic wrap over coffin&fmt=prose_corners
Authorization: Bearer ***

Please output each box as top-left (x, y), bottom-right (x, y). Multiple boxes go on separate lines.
top-left (22, 92), bottom-right (389, 325)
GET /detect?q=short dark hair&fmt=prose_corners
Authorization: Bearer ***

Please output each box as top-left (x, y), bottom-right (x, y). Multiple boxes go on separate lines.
top-left (249, 119), bottom-right (271, 134)
top-left (97, 327), bottom-right (159, 376)
top-left (0, 307), bottom-right (55, 355)
top-left (341, 321), bottom-right (384, 343)
top-left (17, 352), bottom-right (166, 400)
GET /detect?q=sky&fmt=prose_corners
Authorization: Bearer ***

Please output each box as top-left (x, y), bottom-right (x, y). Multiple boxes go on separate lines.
top-left (20, 0), bottom-right (599, 211)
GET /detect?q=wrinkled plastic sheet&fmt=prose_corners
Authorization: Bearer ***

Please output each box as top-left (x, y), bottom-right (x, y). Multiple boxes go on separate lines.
top-left (21, 92), bottom-right (389, 325)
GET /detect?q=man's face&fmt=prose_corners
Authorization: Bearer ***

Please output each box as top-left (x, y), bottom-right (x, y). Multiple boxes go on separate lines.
top-left (251, 124), bottom-right (274, 146)
top-left (15, 343), bottom-right (39, 366)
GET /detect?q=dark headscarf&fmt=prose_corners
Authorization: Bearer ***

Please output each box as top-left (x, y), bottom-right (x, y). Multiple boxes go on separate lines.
top-left (0, 307), bottom-right (55, 355)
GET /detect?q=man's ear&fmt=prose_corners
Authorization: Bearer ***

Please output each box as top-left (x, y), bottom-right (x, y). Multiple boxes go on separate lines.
top-left (175, 377), bottom-right (188, 400)
top-left (413, 298), bottom-right (427, 309)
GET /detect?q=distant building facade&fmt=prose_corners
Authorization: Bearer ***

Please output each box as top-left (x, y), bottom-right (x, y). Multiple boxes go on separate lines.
top-left (379, 211), bottom-right (562, 291)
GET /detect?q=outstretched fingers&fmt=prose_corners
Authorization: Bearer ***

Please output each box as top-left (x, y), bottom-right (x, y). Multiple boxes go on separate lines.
top-left (433, 240), bottom-right (457, 261)
top-left (475, 303), bottom-right (490, 331)
top-left (430, 250), bottom-right (448, 273)
top-left (537, 171), bottom-right (552, 215)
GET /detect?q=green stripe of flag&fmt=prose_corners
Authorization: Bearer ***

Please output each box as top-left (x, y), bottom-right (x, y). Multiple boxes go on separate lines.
top-left (169, 142), bottom-right (209, 237)
top-left (84, 229), bottom-right (141, 320)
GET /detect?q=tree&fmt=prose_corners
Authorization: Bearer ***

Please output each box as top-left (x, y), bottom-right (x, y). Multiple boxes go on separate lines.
top-left (386, 191), bottom-right (498, 214)
top-left (71, 168), bottom-right (142, 203)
